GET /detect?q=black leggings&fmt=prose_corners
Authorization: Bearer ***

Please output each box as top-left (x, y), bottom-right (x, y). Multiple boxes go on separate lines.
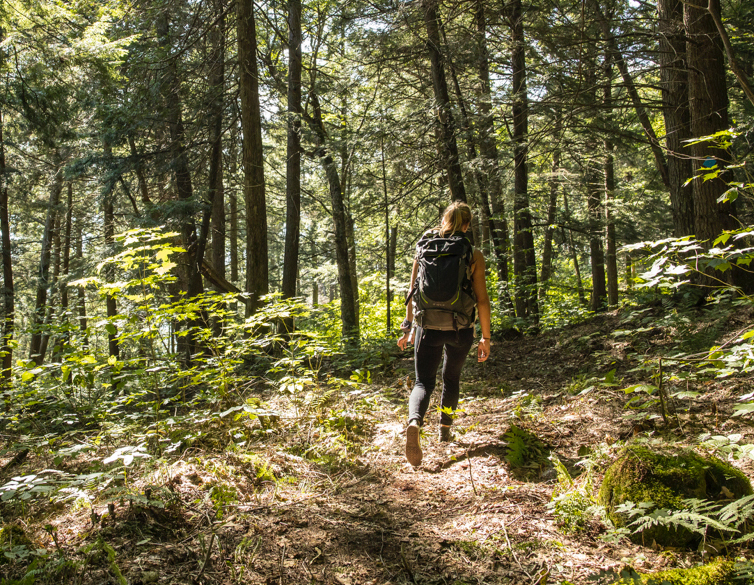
top-left (408, 327), bottom-right (474, 426)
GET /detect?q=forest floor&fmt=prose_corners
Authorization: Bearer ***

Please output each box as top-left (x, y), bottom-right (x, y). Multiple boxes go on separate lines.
top-left (2, 300), bottom-right (754, 584)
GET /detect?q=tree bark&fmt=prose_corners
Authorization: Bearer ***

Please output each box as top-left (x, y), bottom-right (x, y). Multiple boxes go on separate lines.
top-left (39, 212), bottom-right (62, 361)
top-left (474, 0), bottom-right (510, 290)
top-left (421, 0), bottom-right (466, 202)
top-left (604, 59), bottom-right (619, 307)
top-left (103, 140), bottom-right (120, 359)
top-left (564, 192), bottom-right (587, 306)
top-left (209, 0), bottom-right (226, 280)
top-left (706, 0), bottom-right (754, 107)
top-left (238, 0), bottom-right (269, 315)
top-left (685, 0), bottom-right (736, 247)
top-left (76, 220), bottom-right (88, 346)
top-left (303, 92), bottom-right (358, 338)
top-left (158, 13), bottom-right (203, 302)
top-left (540, 121), bottom-right (561, 293)
top-left (229, 110), bottom-right (239, 284)
top-left (30, 155), bottom-right (63, 365)
top-left (587, 160), bottom-right (607, 312)
top-left (0, 107), bottom-right (13, 386)
top-left (60, 184), bottom-right (72, 334)
top-left (282, 0), bottom-right (302, 301)
top-left (658, 0), bottom-right (694, 237)
top-left (508, 0), bottom-right (538, 323)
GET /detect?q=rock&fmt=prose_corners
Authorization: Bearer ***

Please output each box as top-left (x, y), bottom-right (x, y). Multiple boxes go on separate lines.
top-left (607, 557), bottom-right (735, 584)
top-left (598, 445), bottom-right (752, 548)
top-left (0, 524), bottom-right (34, 565)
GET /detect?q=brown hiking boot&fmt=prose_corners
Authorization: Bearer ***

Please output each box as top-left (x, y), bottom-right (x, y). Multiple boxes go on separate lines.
top-left (405, 421), bottom-right (422, 466)
top-left (439, 424), bottom-right (452, 443)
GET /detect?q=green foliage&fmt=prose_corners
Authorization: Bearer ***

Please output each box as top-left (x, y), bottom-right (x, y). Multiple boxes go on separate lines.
top-left (503, 424), bottom-right (549, 469)
top-left (547, 455), bottom-right (597, 534)
top-left (209, 483), bottom-right (238, 519)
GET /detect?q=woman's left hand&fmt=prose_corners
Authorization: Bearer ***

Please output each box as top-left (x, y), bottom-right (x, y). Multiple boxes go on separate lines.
top-left (398, 332), bottom-right (413, 351)
top-left (477, 338), bottom-right (490, 362)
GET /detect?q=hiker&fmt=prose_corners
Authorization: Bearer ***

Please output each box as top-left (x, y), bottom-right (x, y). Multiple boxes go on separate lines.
top-left (397, 201), bottom-right (491, 466)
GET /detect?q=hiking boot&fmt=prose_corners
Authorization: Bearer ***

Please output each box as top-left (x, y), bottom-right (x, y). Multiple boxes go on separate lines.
top-left (405, 421), bottom-right (422, 466)
top-left (439, 424), bottom-right (452, 443)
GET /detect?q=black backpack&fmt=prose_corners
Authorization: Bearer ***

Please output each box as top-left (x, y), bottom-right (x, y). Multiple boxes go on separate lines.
top-left (408, 230), bottom-right (477, 331)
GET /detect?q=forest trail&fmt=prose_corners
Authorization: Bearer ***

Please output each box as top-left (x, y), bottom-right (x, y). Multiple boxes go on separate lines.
top-left (4, 304), bottom-right (754, 584)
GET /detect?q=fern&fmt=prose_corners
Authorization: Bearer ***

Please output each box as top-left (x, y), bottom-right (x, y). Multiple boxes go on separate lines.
top-left (616, 497), bottom-right (754, 544)
top-left (547, 454), bottom-right (597, 534)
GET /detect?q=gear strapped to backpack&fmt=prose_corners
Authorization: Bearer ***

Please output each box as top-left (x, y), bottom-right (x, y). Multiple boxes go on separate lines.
top-left (407, 230), bottom-right (477, 331)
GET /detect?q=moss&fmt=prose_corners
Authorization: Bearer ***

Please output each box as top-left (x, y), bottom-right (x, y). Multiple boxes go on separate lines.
top-left (0, 524), bottom-right (34, 566)
top-left (0, 524), bottom-right (32, 547)
top-left (599, 446), bottom-right (753, 548)
top-left (609, 558), bottom-right (735, 585)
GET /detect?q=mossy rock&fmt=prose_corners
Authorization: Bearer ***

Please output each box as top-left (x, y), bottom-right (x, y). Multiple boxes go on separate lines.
top-left (0, 524), bottom-right (32, 548)
top-left (599, 445), bottom-right (752, 548)
top-left (0, 524), bottom-right (34, 566)
top-left (608, 558), bottom-right (735, 585)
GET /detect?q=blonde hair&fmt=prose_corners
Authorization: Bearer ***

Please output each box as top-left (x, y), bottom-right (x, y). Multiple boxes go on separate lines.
top-left (438, 200), bottom-right (472, 237)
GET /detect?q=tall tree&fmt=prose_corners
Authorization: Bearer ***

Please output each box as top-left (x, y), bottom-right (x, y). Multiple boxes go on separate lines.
top-left (540, 117), bottom-right (562, 293)
top-left (303, 91), bottom-right (359, 338)
top-left (421, 0), bottom-right (466, 202)
top-left (604, 57), bottom-right (619, 307)
top-left (282, 0), bottom-right (302, 301)
top-left (30, 156), bottom-right (64, 365)
top-left (209, 0), bottom-right (226, 280)
top-left (685, 0), bottom-right (737, 248)
top-left (157, 13), bottom-right (203, 299)
top-left (238, 0), bottom-right (269, 315)
top-left (658, 0), bottom-right (694, 237)
top-left (508, 0), bottom-right (538, 322)
top-left (0, 106), bottom-right (13, 385)
top-left (474, 0), bottom-right (511, 290)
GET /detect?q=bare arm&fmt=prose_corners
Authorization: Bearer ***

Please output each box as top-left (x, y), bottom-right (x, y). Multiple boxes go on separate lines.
top-left (397, 259), bottom-right (419, 350)
top-left (471, 249), bottom-right (491, 361)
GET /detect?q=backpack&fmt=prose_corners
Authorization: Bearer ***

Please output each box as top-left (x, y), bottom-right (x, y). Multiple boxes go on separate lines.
top-left (408, 230), bottom-right (477, 331)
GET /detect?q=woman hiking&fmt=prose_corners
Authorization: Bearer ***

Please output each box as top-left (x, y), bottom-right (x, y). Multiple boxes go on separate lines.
top-left (397, 201), bottom-right (491, 466)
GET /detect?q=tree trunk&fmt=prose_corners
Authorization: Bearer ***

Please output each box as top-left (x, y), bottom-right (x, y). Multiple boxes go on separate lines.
top-left (685, 0), bottom-right (736, 246)
top-left (128, 135), bottom-right (153, 208)
top-left (0, 107), bottom-right (13, 386)
top-left (102, 140), bottom-right (120, 359)
top-left (587, 160), bottom-right (607, 312)
top-left (158, 13), bottom-right (203, 302)
top-left (658, 0), bottom-right (694, 237)
top-left (209, 0), bottom-right (226, 280)
top-left (604, 59), bottom-right (619, 307)
top-left (229, 99), bottom-right (239, 285)
top-left (39, 212), bottom-right (62, 361)
top-left (76, 220), bottom-right (88, 346)
top-left (540, 122), bottom-right (561, 294)
top-left (30, 156), bottom-right (63, 365)
top-left (303, 91), bottom-right (358, 338)
top-left (282, 0), bottom-right (302, 301)
top-left (238, 0), bottom-right (269, 315)
top-left (474, 0), bottom-right (510, 292)
top-left (564, 192), bottom-right (587, 306)
top-left (61, 184), bottom-right (72, 327)
top-left (382, 135), bottom-right (391, 333)
top-left (421, 0), bottom-right (466, 202)
top-left (509, 0), bottom-right (538, 323)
